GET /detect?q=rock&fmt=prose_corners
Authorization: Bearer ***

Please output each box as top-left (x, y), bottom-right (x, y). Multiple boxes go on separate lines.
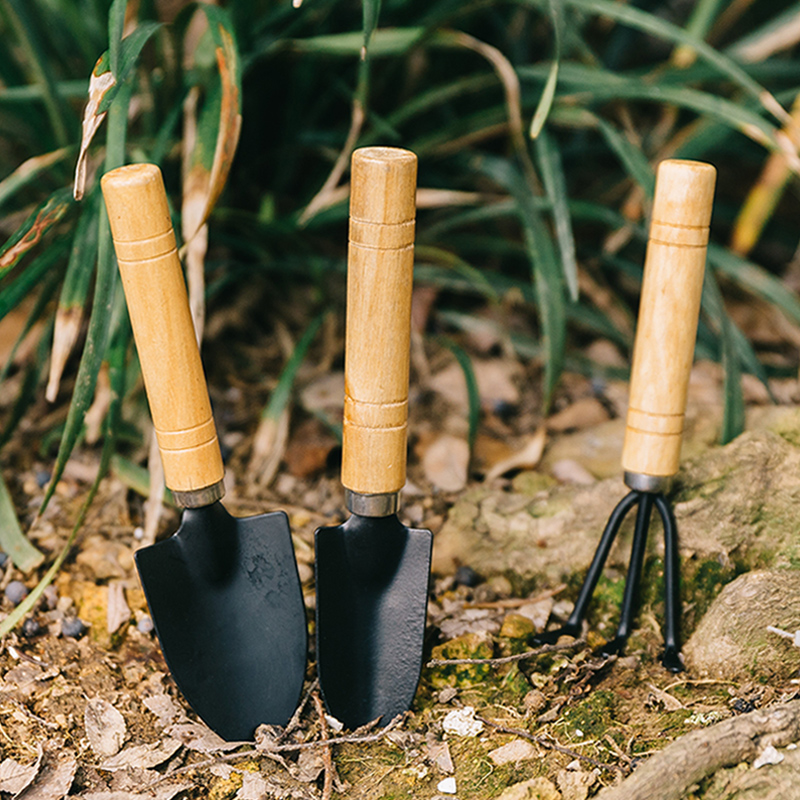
top-left (500, 613), bottom-right (535, 639)
top-left (433, 410), bottom-right (800, 588)
top-left (685, 569), bottom-right (800, 680)
top-left (556, 769), bottom-right (597, 800)
top-left (489, 739), bottom-right (538, 765)
top-left (442, 707), bottom-right (484, 737)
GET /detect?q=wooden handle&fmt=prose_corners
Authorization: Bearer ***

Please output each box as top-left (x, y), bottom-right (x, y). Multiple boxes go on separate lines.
top-left (621, 159), bottom-right (717, 479)
top-left (341, 147), bottom-right (418, 496)
top-left (101, 164), bottom-right (224, 501)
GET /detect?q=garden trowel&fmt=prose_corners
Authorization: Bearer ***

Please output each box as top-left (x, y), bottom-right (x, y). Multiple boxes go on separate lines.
top-left (315, 147), bottom-right (432, 729)
top-left (102, 163), bottom-right (306, 741)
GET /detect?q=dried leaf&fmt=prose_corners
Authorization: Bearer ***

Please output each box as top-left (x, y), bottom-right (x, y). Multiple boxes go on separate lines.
top-left (106, 581), bottom-right (131, 635)
top-left (74, 54), bottom-right (116, 200)
top-left (484, 427), bottom-right (547, 482)
top-left (0, 746), bottom-right (42, 794)
top-left (422, 434), bottom-right (469, 493)
top-left (488, 739), bottom-right (538, 766)
top-left (550, 459), bottom-right (595, 485)
top-left (181, 6), bottom-right (242, 242)
top-left (236, 773), bottom-right (269, 800)
top-left (98, 739), bottom-right (182, 772)
top-left (546, 397), bottom-right (609, 433)
top-left (425, 734), bottom-right (454, 773)
top-left (166, 722), bottom-right (242, 752)
top-left (77, 782), bottom-right (192, 800)
top-left (85, 698), bottom-right (126, 757)
top-left (296, 749), bottom-right (325, 783)
top-left (142, 693), bottom-right (187, 728)
top-left (15, 751), bottom-right (77, 800)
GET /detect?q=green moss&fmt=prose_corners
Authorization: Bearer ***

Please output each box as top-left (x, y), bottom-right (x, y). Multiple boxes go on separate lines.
top-left (559, 689), bottom-right (618, 739)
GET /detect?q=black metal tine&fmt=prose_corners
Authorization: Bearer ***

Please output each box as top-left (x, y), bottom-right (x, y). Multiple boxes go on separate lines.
top-left (600, 492), bottom-right (654, 656)
top-left (656, 494), bottom-right (683, 672)
top-left (534, 490), bottom-right (639, 645)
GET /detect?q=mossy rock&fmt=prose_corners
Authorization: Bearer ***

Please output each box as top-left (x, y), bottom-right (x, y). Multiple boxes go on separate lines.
top-left (429, 631), bottom-right (494, 689)
top-left (685, 568), bottom-right (800, 680)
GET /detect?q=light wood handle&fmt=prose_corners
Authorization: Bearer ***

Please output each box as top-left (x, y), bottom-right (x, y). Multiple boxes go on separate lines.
top-left (101, 164), bottom-right (224, 499)
top-left (341, 147), bottom-right (418, 496)
top-left (621, 159), bottom-right (717, 479)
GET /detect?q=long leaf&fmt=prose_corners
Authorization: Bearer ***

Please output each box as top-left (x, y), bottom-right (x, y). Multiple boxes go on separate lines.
top-left (41, 82), bottom-right (131, 514)
top-left (534, 129), bottom-right (577, 301)
top-left (439, 337), bottom-right (480, 450)
top-left (0, 243), bottom-right (67, 325)
top-left (0, 148), bottom-right (71, 210)
top-left (0, 473), bottom-right (43, 572)
top-left (529, 0), bottom-right (563, 137)
top-left (594, 116), bottom-right (655, 196)
top-left (475, 154), bottom-right (566, 413)
top-left (0, 188), bottom-right (73, 278)
top-left (108, 0), bottom-right (126, 78)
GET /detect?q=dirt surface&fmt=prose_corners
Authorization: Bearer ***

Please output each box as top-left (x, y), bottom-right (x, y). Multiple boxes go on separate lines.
top-left (2, 305), bottom-right (800, 799)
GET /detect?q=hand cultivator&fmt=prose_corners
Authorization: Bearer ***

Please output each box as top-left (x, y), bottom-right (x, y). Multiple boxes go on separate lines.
top-left (535, 159), bottom-right (717, 672)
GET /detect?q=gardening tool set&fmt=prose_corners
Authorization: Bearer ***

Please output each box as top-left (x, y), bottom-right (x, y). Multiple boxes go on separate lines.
top-left (101, 153), bottom-right (715, 738)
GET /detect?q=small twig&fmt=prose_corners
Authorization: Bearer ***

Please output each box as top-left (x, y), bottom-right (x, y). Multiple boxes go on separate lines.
top-left (467, 584), bottom-right (566, 610)
top-left (476, 714), bottom-right (623, 774)
top-left (281, 679), bottom-right (319, 741)
top-left (313, 691), bottom-right (334, 800)
top-left (427, 637), bottom-right (586, 667)
top-left (156, 714), bottom-right (408, 783)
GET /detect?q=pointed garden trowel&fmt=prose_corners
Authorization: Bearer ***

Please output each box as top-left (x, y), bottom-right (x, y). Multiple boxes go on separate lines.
top-left (101, 164), bottom-right (306, 741)
top-left (315, 147), bottom-right (432, 729)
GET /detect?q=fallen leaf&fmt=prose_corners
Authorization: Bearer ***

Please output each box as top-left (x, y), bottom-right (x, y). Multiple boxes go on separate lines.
top-left (0, 746), bottom-right (42, 794)
top-left (15, 751), bottom-right (77, 800)
top-left (236, 773), bottom-right (269, 800)
top-left (142, 694), bottom-right (187, 728)
top-left (422, 434), bottom-right (469, 492)
top-left (484, 427), bottom-right (547, 482)
top-left (300, 371), bottom-right (345, 414)
top-left (284, 417), bottom-right (338, 479)
top-left (85, 698), bottom-right (126, 757)
top-left (429, 359), bottom-right (520, 413)
top-left (106, 582), bottom-right (131, 635)
top-left (77, 783), bottom-right (192, 800)
top-left (646, 684), bottom-right (684, 711)
top-left (425, 734), bottom-right (454, 773)
top-left (167, 722), bottom-right (242, 752)
top-left (296, 749), bottom-right (325, 783)
top-left (488, 739), bottom-right (538, 765)
top-left (98, 739), bottom-right (182, 772)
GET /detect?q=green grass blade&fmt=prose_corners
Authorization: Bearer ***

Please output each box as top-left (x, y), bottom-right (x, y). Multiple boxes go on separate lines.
top-left (0, 187), bottom-right (73, 279)
top-left (535, 129), bottom-right (577, 301)
top-left (594, 116), bottom-right (655, 196)
top-left (3, 0), bottom-right (70, 146)
top-left (261, 312), bottom-right (326, 423)
top-left (289, 27), bottom-right (425, 57)
top-left (108, 0), bottom-right (127, 78)
top-left (529, 0), bottom-right (562, 138)
top-left (0, 148), bottom-right (72, 210)
top-left (0, 243), bottom-right (67, 325)
top-left (0, 292), bottom-right (129, 638)
top-left (475, 154), bottom-right (566, 413)
top-left (40, 82), bottom-right (131, 515)
top-left (542, 0), bottom-right (786, 121)
top-left (438, 337), bottom-right (480, 450)
top-left (0, 473), bottom-right (43, 572)
top-left (111, 454), bottom-right (176, 506)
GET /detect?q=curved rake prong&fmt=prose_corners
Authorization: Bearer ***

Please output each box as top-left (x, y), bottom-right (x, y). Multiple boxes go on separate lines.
top-left (534, 490), bottom-right (639, 646)
top-left (600, 492), bottom-right (654, 657)
top-left (655, 494), bottom-right (683, 672)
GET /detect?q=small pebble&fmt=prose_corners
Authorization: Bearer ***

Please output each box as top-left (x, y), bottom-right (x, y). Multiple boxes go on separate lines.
top-left (21, 618), bottom-right (42, 638)
top-left (453, 565), bottom-right (481, 588)
top-left (5, 580), bottom-right (28, 605)
top-left (437, 777), bottom-right (457, 794)
top-left (0, 552), bottom-right (7, 568)
top-left (62, 617), bottom-right (88, 639)
top-left (35, 470), bottom-right (51, 488)
top-left (43, 584), bottom-right (59, 610)
top-left (136, 616), bottom-right (154, 634)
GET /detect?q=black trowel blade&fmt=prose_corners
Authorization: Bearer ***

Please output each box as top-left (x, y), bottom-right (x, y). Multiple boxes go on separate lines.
top-left (314, 513), bottom-right (432, 730)
top-left (135, 502), bottom-right (307, 742)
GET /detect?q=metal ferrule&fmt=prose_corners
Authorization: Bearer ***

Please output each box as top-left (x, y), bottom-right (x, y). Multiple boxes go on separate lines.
top-left (345, 489), bottom-right (398, 518)
top-left (172, 479), bottom-right (226, 509)
top-left (624, 471), bottom-right (671, 494)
